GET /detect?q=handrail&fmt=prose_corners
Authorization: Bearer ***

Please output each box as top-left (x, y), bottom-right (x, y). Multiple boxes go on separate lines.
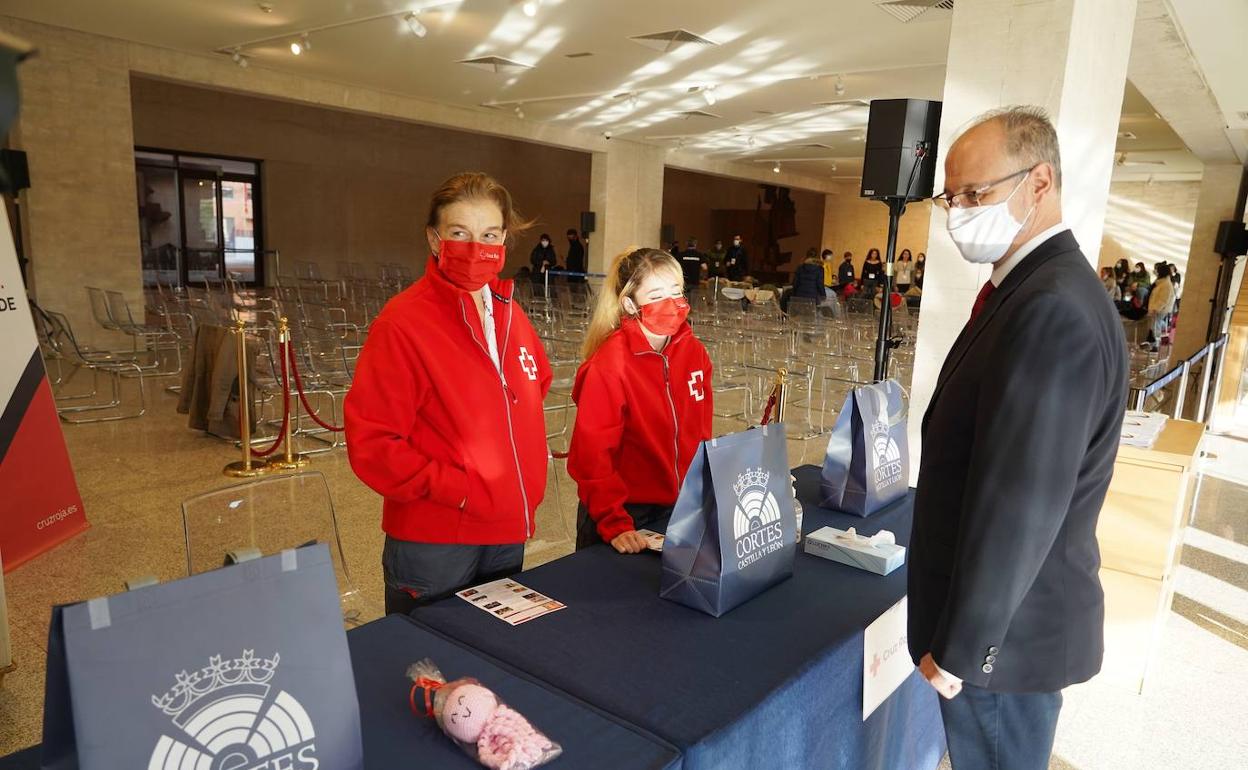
top-left (1130, 333), bottom-right (1229, 418)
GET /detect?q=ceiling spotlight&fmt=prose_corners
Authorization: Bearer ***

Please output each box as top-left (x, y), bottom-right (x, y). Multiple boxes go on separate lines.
top-left (773, 162), bottom-right (781, 174)
top-left (835, 75), bottom-right (846, 96)
top-left (515, 105), bottom-right (525, 119)
top-left (289, 39), bottom-right (303, 55)
top-left (830, 163), bottom-right (838, 172)
top-left (747, 135), bottom-right (757, 148)
top-left (231, 49), bottom-right (250, 68)
top-left (257, 2), bottom-right (274, 13)
top-left (702, 86), bottom-right (717, 106)
top-left (404, 12), bottom-right (428, 38)
top-left (522, 1), bottom-right (540, 17)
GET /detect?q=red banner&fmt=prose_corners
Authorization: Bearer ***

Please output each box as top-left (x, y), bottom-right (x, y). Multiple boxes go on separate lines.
top-left (1, 207), bottom-right (87, 572)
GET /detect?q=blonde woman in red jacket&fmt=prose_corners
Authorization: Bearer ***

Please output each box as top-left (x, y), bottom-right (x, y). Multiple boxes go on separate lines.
top-left (568, 247), bottom-right (714, 554)
top-left (345, 172), bottom-right (552, 615)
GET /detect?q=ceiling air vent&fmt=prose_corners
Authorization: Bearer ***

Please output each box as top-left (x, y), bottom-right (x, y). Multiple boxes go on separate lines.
top-left (676, 110), bottom-right (721, 119)
top-left (1236, 111), bottom-right (1248, 122)
top-left (458, 56), bottom-right (533, 74)
top-left (799, 143), bottom-right (836, 150)
top-left (629, 29), bottom-right (718, 53)
top-left (564, 51), bottom-right (593, 58)
top-left (1118, 131), bottom-right (1138, 140)
top-left (876, 0), bottom-right (955, 23)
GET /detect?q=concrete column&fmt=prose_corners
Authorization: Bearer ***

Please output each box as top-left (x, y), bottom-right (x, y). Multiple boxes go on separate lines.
top-left (588, 141), bottom-right (665, 272)
top-left (1172, 165), bottom-right (1242, 362)
top-left (8, 19), bottom-right (142, 347)
top-left (908, 0), bottom-right (1138, 476)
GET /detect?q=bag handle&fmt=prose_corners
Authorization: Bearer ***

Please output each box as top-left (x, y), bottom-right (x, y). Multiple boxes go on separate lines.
top-left (862, 379), bottom-right (909, 428)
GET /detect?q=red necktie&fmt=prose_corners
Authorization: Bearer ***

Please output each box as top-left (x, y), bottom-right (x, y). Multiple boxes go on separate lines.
top-left (969, 280), bottom-right (996, 325)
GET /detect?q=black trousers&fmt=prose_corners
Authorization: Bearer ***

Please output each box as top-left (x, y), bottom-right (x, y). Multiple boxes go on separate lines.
top-left (381, 536), bottom-right (524, 616)
top-left (576, 503), bottom-right (672, 551)
top-left (939, 683), bottom-right (1062, 770)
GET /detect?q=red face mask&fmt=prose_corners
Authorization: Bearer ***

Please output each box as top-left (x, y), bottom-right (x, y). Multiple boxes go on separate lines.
top-left (638, 296), bottom-right (690, 336)
top-left (436, 238), bottom-right (505, 291)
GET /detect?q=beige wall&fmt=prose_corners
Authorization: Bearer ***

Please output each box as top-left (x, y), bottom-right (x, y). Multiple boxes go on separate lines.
top-left (820, 181), bottom-right (932, 266)
top-left (130, 78), bottom-right (591, 282)
top-left (1099, 179), bottom-right (1201, 274)
top-left (9, 19), bottom-right (142, 346)
top-left (660, 167), bottom-right (826, 276)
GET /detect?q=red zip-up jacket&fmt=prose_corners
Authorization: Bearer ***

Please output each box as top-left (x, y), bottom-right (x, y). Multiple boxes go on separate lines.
top-left (567, 318), bottom-right (714, 543)
top-left (344, 261), bottom-right (552, 545)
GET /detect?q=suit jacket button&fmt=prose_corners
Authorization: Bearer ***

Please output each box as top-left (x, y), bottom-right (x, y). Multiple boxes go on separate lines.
top-left (982, 663), bottom-right (994, 674)
top-left (986, 655), bottom-right (997, 664)
top-left (988, 646), bottom-right (999, 655)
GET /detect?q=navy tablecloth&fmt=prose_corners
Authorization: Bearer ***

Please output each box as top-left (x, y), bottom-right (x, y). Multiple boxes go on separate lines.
top-left (0, 614), bottom-right (681, 770)
top-left (409, 465), bottom-right (945, 770)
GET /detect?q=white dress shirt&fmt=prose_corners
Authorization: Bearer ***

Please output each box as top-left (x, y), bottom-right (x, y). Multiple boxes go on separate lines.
top-left (990, 222), bottom-right (1069, 287)
top-left (478, 286), bottom-right (501, 373)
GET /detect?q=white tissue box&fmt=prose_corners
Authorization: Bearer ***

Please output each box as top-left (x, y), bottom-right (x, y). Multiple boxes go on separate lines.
top-left (805, 526), bottom-right (906, 576)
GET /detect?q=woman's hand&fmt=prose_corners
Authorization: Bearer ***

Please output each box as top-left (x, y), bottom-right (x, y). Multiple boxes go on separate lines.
top-left (610, 530), bottom-right (650, 554)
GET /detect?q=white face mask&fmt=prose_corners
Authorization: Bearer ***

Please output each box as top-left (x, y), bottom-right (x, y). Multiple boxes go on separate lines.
top-left (945, 175), bottom-right (1034, 265)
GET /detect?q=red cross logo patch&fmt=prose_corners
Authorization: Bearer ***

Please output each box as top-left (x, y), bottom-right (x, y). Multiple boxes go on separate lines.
top-left (687, 370), bottom-right (705, 401)
top-left (518, 346), bottom-right (538, 381)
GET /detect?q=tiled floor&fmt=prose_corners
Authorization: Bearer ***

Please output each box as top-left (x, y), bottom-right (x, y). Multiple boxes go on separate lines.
top-left (2, 374), bottom-right (1246, 768)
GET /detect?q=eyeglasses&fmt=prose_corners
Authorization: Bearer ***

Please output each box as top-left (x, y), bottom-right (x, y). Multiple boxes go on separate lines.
top-left (933, 166), bottom-right (1036, 210)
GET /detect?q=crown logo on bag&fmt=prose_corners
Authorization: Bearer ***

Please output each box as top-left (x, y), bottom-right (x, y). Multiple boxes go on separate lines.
top-left (870, 416), bottom-right (889, 439)
top-left (732, 468), bottom-right (771, 497)
top-left (151, 650), bottom-right (280, 719)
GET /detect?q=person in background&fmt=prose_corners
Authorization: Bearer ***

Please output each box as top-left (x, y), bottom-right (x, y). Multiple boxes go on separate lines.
top-left (706, 239), bottom-right (727, 279)
top-left (1130, 261), bottom-right (1151, 299)
top-left (1170, 265), bottom-right (1182, 294)
top-left (896, 248), bottom-right (916, 294)
top-left (821, 249), bottom-right (837, 294)
top-left (913, 263), bottom-right (925, 291)
top-left (1100, 266), bottom-right (1122, 302)
top-left (568, 247), bottom-right (713, 553)
top-left (1148, 262), bottom-right (1176, 349)
top-left (668, 239), bottom-right (682, 257)
top-left (530, 233), bottom-right (558, 276)
top-left (861, 248), bottom-right (884, 297)
top-left (782, 249), bottom-right (825, 314)
top-left (837, 251), bottom-right (856, 293)
top-left (912, 106), bottom-right (1126, 770)
top-left (679, 237), bottom-right (706, 290)
top-left (345, 171), bottom-right (552, 615)
top-left (916, 251), bottom-right (927, 272)
top-left (1120, 281), bottom-right (1147, 320)
top-left (1113, 258), bottom-right (1131, 292)
top-left (725, 234), bottom-right (749, 280)
top-left (565, 228), bottom-right (586, 283)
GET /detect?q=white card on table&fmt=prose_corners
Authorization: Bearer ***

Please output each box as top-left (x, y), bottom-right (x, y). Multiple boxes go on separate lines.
top-left (456, 578), bottom-right (566, 626)
top-left (863, 596), bottom-right (913, 720)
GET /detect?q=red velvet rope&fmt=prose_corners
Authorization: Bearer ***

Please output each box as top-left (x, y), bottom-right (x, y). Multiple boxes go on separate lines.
top-left (249, 338), bottom-right (290, 458)
top-left (760, 391), bottom-right (778, 426)
top-left (287, 343), bottom-right (346, 432)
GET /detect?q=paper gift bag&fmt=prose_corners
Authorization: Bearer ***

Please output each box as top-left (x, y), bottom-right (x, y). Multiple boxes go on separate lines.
top-left (660, 423), bottom-right (797, 617)
top-left (41, 544), bottom-right (363, 770)
top-left (820, 379), bottom-right (909, 517)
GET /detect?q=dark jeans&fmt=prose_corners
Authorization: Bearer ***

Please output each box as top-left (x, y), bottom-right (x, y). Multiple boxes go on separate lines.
top-left (576, 502), bottom-right (672, 551)
top-left (939, 684), bottom-right (1062, 770)
top-left (381, 536), bottom-right (524, 616)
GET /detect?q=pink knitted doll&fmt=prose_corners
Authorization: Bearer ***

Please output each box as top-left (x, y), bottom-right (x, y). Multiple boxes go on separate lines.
top-left (408, 660), bottom-right (562, 770)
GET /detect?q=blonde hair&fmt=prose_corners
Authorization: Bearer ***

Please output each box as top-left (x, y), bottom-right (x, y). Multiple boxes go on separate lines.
top-left (582, 247), bottom-right (683, 359)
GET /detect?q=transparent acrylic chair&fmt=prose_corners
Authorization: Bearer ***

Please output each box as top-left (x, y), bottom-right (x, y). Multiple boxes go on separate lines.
top-left (181, 471), bottom-right (374, 626)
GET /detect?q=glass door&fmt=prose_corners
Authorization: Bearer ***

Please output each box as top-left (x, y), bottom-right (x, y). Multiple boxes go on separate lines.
top-left (220, 178), bottom-right (258, 284)
top-left (181, 172), bottom-right (222, 285)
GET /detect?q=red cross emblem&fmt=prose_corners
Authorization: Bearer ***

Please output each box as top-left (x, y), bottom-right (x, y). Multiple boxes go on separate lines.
top-left (518, 346), bottom-right (538, 381)
top-left (687, 370), bottom-right (705, 401)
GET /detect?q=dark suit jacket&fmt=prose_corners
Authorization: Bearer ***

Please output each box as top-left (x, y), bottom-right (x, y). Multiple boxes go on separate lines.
top-left (907, 230), bottom-right (1127, 693)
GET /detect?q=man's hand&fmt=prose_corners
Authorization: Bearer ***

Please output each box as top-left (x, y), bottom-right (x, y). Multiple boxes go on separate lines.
top-left (919, 653), bottom-right (963, 700)
top-left (610, 530), bottom-right (649, 554)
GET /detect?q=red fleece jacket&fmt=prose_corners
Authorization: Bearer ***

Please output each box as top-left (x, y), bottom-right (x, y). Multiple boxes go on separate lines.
top-left (567, 318), bottom-right (714, 542)
top-left (344, 262), bottom-right (552, 545)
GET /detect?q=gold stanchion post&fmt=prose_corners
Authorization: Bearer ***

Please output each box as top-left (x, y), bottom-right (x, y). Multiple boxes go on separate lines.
top-left (773, 367), bottom-right (789, 424)
top-left (224, 320), bottom-right (270, 478)
top-left (268, 316), bottom-right (309, 471)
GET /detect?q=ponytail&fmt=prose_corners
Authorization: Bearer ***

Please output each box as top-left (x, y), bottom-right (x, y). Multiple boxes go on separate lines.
top-left (581, 247), bottom-right (683, 359)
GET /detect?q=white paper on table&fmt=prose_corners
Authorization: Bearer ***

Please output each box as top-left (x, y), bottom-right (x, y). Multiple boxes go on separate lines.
top-left (863, 596), bottom-right (913, 721)
top-left (456, 578), bottom-right (566, 626)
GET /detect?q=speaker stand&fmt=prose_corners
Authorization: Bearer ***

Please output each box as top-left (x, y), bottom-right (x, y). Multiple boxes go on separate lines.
top-left (872, 197), bottom-right (908, 383)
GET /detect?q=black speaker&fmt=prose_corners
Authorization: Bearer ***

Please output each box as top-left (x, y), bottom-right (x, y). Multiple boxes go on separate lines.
top-left (579, 210), bottom-right (596, 235)
top-left (860, 99), bottom-right (942, 201)
top-left (1214, 220), bottom-right (1247, 256)
top-left (660, 223), bottom-right (676, 245)
top-left (0, 148), bottom-right (28, 192)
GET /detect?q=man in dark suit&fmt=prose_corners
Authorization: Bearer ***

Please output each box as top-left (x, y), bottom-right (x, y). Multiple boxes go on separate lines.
top-left (679, 237), bottom-right (706, 289)
top-left (725, 235), bottom-right (749, 281)
top-left (909, 106), bottom-right (1127, 770)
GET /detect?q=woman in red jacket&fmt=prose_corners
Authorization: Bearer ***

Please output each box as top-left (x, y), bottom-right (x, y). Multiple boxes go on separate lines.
top-left (568, 247), bottom-right (714, 554)
top-left (345, 172), bottom-right (552, 615)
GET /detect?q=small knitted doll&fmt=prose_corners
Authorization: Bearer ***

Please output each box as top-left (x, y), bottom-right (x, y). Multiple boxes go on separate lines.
top-left (408, 660), bottom-right (561, 770)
